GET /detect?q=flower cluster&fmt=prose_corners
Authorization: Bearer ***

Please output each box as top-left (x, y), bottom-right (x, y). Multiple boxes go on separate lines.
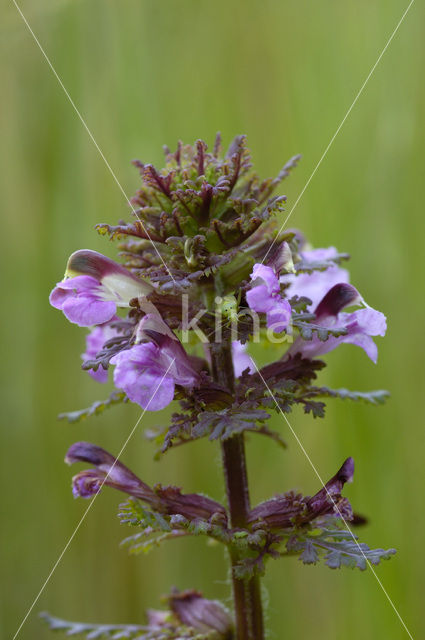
top-left (46, 136), bottom-right (393, 640)
top-left (50, 138), bottom-right (386, 413)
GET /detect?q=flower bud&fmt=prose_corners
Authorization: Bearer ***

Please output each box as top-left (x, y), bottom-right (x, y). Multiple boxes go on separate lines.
top-left (169, 590), bottom-right (233, 637)
top-left (248, 458), bottom-right (354, 529)
top-left (65, 442), bottom-right (158, 504)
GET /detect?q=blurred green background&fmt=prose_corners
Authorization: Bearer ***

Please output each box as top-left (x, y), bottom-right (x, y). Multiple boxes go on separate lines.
top-left (1, 1), bottom-right (424, 638)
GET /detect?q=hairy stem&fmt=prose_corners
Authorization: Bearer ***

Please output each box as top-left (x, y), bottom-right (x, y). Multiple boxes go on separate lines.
top-left (210, 341), bottom-right (264, 640)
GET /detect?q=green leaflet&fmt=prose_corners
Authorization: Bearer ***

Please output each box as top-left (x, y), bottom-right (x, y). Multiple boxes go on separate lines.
top-left (305, 387), bottom-right (390, 405)
top-left (286, 520), bottom-right (396, 571)
top-left (118, 498), bottom-right (231, 551)
top-left (40, 612), bottom-right (221, 639)
top-left (58, 391), bottom-right (127, 424)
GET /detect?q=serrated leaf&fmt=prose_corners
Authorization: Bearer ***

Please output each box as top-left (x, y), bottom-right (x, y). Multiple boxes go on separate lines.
top-left (118, 498), bottom-right (230, 548)
top-left (40, 613), bottom-right (146, 639)
top-left (302, 400), bottom-right (326, 418)
top-left (118, 499), bottom-right (171, 531)
top-left (322, 539), bottom-right (396, 570)
top-left (40, 612), bottom-right (222, 639)
top-left (192, 407), bottom-right (270, 441)
top-left (299, 539), bottom-right (319, 565)
top-left (286, 521), bottom-right (396, 571)
top-left (292, 318), bottom-right (348, 341)
top-left (120, 530), bottom-right (185, 555)
top-left (295, 253), bottom-right (350, 273)
top-left (305, 387), bottom-right (390, 406)
top-left (58, 391), bottom-right (127, 423)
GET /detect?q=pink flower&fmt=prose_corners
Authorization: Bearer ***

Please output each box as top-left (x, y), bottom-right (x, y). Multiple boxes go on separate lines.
top-left (82, 323), bottom-right (119, 383)
top-left (282, 246), bottom-right (349, 310)
top-left (232, 341), bottom-right (254, 377)
top-left (50, 250), bottom-right (152, 327)
top-left (289, 283), bottom-right (387, 363)
top-left (111, 314), bottom-right (200, 411)
top-left (246, 264), bottom-right (291, 333)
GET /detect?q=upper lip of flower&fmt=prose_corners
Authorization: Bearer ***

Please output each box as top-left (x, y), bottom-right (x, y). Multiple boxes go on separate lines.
top-left (66, 249), bottom-right (154, 301)
top-left (314, 283), bottom-right (362, 320)
top-left (286, 281), bottom-right (387, 363)
top-left (50, 250), bottom-right (155, 327)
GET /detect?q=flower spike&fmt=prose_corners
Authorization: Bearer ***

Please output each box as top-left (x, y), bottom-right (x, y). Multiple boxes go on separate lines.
top-left (47, 138), bottom-right (393, 640)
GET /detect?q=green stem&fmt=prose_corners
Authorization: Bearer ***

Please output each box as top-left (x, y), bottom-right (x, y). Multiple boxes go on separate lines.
top-left (210, 341), bottom-right (264, 640)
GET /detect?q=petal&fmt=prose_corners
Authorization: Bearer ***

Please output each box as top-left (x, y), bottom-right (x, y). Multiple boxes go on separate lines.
top-left (314, 283), bottom-right (361, 319)
top-left (62, 295), bottom-right (116, 327)
top-left (246, 283), bottom-right (275, 313)
top-left (82, 323), bottom-right (119, 382)
top-left (72, 471), bottom-right (103, 498)
top-left (342, 332), bottom-right (378, 363)
top-left (250, 264), bottom-right (279, 295)
top-left (123, 370), bottom-right (175, 410)
top-left (160, 341), bottom-right (199, 387)
top-left (88, 367), bottom-right (109, 383)
top-left (67, 249), bottom-right (153, 301)
top-left (49, 275), bottom-right (100, 310)
top-left (350, 308), bottom-right (387, 337)
top-left (111, 342), bottom-right (158, 369)
top-left (266, 299), bottom-right (292, 332)
top-left (290, 323), bottom-right (380, 362)
top-left (170, 591), bottom-right (233, 636)
top-left (50, 275), bottom-right (117, 326)
top-left (282, 265), bottom-right (350, 310)
top-left (301, 246), bottom-right (341, 262)
top-left (49, 286), bottom-right (69, 310)
top-left (111, 343), bottom-right (176, 410)
top-left (232, 341), bottom-right (254, 377)
top-left (136, 316), bottom-right (199, 388)
top-left (83, 323), bottom-right (119, 356)
top-left (66, 442), bottom-right (156, 500)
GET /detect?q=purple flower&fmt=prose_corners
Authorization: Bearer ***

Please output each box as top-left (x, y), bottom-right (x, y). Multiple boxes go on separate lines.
top-left (282, 246), bottom-right (349, 310)
top-left (232, 341), bottom-right (254, 377)
top-left (49, 250), bottom-right (153, 327)
top-left (111, 314), bottom-right (199, 411)
top-left (169, 590), bottom-right (233, 636)
top-left (71, 470), bottom-right (103, 498)
top-left (305, 456), bottom-right (354, 521)
top-left (50, 275), bottom-right (117, 327)
top-left (246, 264), bottom-right (291, 333)
top-left (65, 442), bottom-right (227, 521)
top-left (65, 442), bottom-right (159, 502)
top-left (289, 283), bottom-right (387, 363)
top-left (82, 322), bottom-right (119, 382)
top-left (248, 457), bottom-right (354, 529)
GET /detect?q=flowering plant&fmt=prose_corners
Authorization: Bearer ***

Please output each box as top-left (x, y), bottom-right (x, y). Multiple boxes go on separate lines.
top-left (44, 136), bottom-right (394, 640)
